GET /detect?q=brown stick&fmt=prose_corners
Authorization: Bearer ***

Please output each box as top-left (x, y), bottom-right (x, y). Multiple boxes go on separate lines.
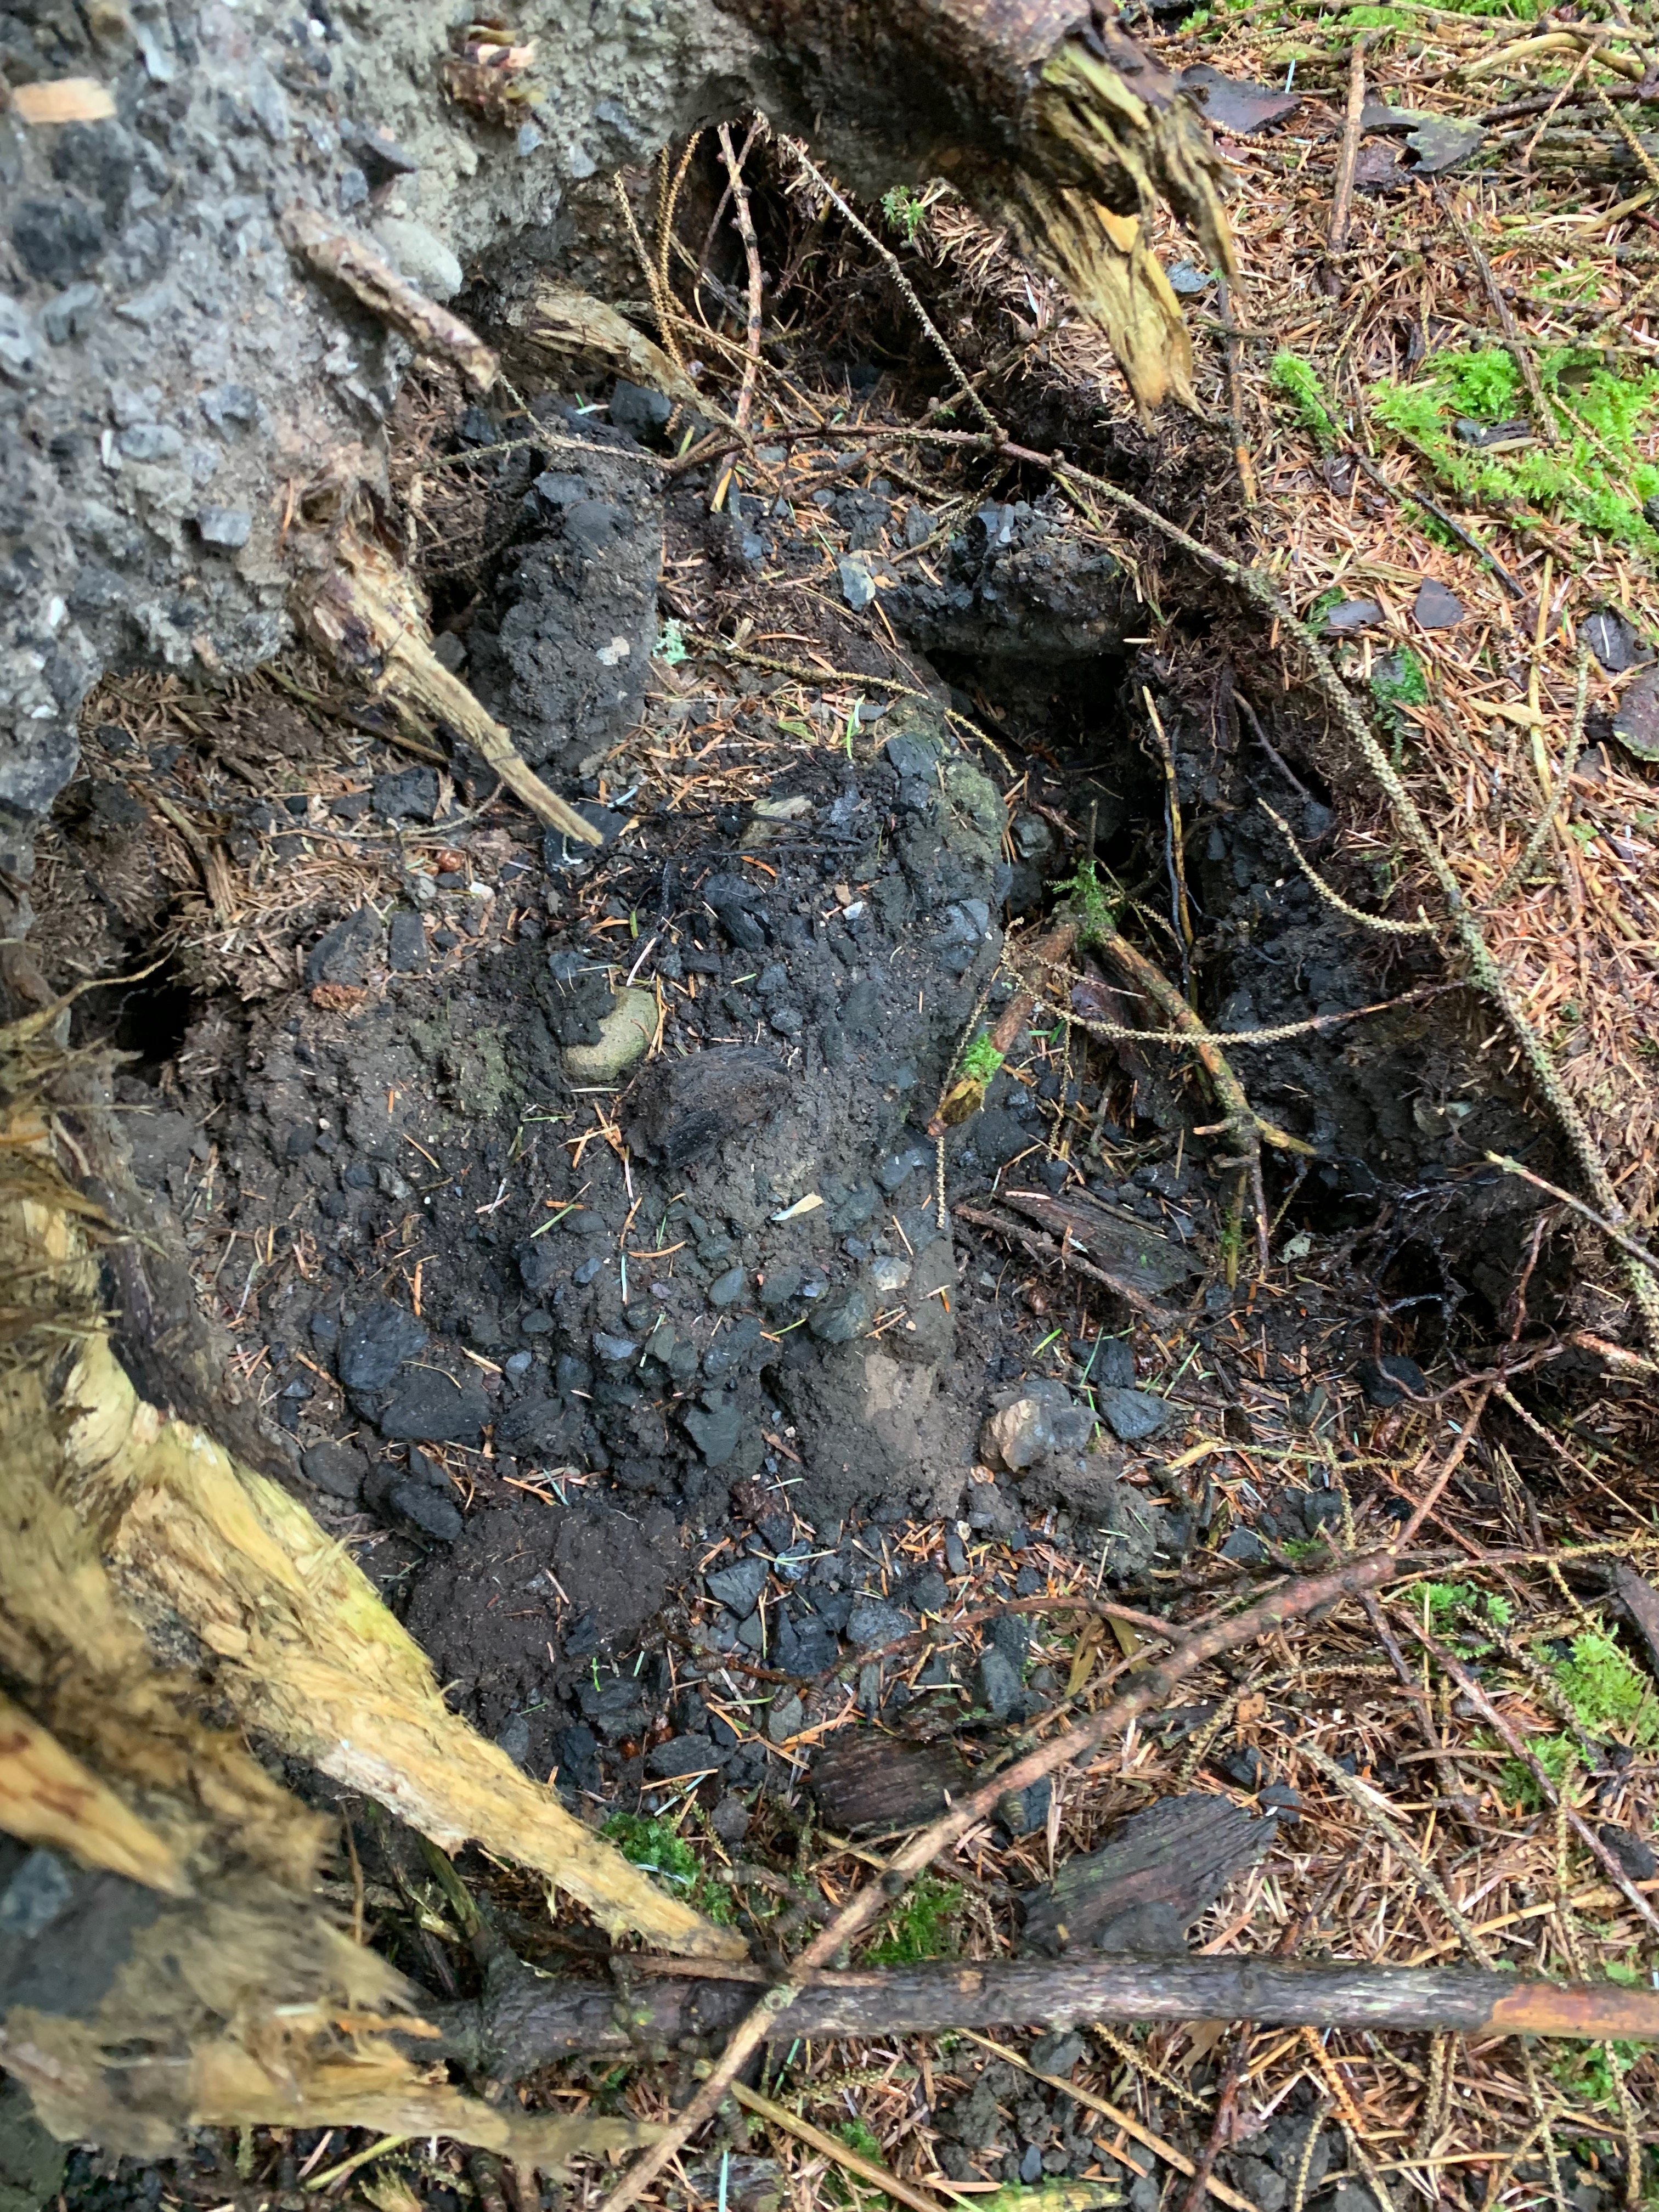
top-left (731, 2081), bottom-right (953, 2212)
top-left (278, 206), bottom-right (498, 396)
top-left (1179, 2027), bottom-right (1253, 2212)
top-left (712, 122), bottom-right (766, 513)
top-left (1328, 35), bottom-right (1369, 272)
top-left (991, 921), bottom-right (1078, 1059)
top-left (592, 1551), bottom-right (1403, 2212)
top-left (433, 1950), bottom-right (1659, 2077)
top-left (1435, 188), bottom-right (1559, 446)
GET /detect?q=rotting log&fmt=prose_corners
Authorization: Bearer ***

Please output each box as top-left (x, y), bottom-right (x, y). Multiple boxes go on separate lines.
top-left (720, 1), bottom-right (1234, 414)
top-left (0, 1001), bottom-right (742, 2154)
top-left (299, 528), bottom-right (603, 847)
top-left (432, 1951), bottom-right (1659, 2076)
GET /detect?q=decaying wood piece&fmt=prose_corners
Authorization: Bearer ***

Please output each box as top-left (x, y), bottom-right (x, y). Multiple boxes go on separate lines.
top-left (299, 529), bottom-right (603, 847)
top-left (1020, 1794), bottom-right (1269, 1957)
top-left (433, 1949), bottom-right (1659, 2076)
top-left (810, 1733), bottom-right (975, 1832)
top-left (0, 1025), bottom-right (740, 1995)
top-left (278, 204), bottom-right (499, 395)
top-left (995, 1186), bottom-right (1201, 1308)
top-left (501, 279), bottom-right (701, 404)
top-left (0, 1085), bottom-right (670, 2164)
top-left (720, 1), bottom-right (1235, 413)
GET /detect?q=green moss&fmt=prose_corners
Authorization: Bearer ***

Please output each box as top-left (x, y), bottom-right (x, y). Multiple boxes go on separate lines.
top-left (601, 1813), bottom-right (737, 1924)
top-left (1370, 648), bottom-right (1429, 756)
top-left (1555, 1629), bottom-right (1659, 1740)
top-left (1271, 352), bottom-right (1340, 453)
top-left (1056, 855), bottom-right (1118, 947)
top-left (1492, 1629), bottom-right (1657, 1812)
top-left (866, 1872), bottom-right (964, 1963)
top-left (960, 1031), bottom-right (1005, 1085)
top-left (1371, 346), bottom-right (1659, 555)
top-left (880, 185), bottom-right (929, 245)
top-left (837, 2120), bottom-right (884, 2163)
top-left (1420, 1581), bottom-right (1513, 1629)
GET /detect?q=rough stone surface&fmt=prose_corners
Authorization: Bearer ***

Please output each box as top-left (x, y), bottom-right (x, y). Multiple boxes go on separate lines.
top-left (0, 0), bottom-right (761, 880)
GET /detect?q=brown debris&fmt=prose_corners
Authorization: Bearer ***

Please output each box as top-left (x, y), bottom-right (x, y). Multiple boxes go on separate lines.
top-left (278, 205), bottom-right (499, 396)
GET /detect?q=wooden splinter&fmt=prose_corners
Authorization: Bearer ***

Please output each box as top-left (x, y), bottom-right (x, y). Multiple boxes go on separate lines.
top-left (300, 531), bottom-right (603, 848)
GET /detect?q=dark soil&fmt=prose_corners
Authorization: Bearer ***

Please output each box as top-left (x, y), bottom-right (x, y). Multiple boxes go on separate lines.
top-left (30, 370), bottom-right (1551, 1822)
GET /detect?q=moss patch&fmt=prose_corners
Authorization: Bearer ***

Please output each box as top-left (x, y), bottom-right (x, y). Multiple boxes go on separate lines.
top-left (1371, 345), bottom-right (1659, 555)
top-left (600, 1813), bottom-right (736, 1924)
top-left (866, 1872), bottom-right (964, 1963)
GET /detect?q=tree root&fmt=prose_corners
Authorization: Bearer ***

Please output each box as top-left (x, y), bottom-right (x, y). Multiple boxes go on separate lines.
top-left (300, 528), bottom-right (603, 848)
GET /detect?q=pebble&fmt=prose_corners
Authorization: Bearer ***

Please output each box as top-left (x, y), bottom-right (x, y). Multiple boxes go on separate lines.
top-left (847, 1596), bottom-right (912, 1650)
top-left (766, 1693), bottom-right (804, 1743)
top-left (976, 1647), bottom-right (1023, 1718)
top-left (337, 1300), bottom-right (428, 1394)
top-left (565, 986), bottom-right (657, 1082)
top-left (1220, 1527), bottom-right (1268, 1564)
top-left (705, 1556), bottom-right (769, 1612)
top-left (709, 1265), bottom-right (746, 1306)
top-left (387, 908), bottom-right (427, 972)
top-left (306, 905), bottom-right (381, 989)
top-left (1096, 1386), bottom-right (1170, 1442)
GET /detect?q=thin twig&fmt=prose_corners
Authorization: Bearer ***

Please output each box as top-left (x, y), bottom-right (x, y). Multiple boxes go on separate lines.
top-left (711, 122), bottom-right (766, 514)
top-left (773, 132), bottom-right (1001, 435)
top-left (1486, 647), bottom-right (1592, 905)
top-left (1328, 35), bottom-right (1369, 272)
top-left (1485, 1152), bottom-right (1659, 1277)
top-left (1436, 187), bottom-right (1560, 446)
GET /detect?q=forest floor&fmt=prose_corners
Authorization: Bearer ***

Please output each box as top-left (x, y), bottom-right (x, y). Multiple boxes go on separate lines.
top-left (26, 12), bottom-right (1659, 2212)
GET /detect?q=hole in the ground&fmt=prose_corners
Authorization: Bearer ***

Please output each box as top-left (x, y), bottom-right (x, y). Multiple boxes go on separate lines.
top-left (72, 953), bottom-right (201, 1084)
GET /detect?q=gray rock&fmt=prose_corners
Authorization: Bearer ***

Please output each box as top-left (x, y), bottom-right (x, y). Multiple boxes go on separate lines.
top-left (387, 908), bottom-right (428, 972)
top-left (386, 1476), bottom-right (464, 1541)
top-left (306, 905), bottom-right (382, 989)
top-left (565, 987), bottom-right (656, 1083)
top-left (0, 1849), bottom-right (72, 1938)
top-left (706, 1555), bottom-right (769, 1612)
top-left (373, 766), bottom-right (441, 821)
top-left (372, 215), bottom-right (462, 301)
top-left (592, 1331), bottom-right (639, 1364)
top-left (338, 1300), bottom-right (428, 1394)
top-left (1413, 578), bottom-right (1465, 630)
top-left (1219, 1527), bottom-right (1267, 1564)
top-left (1030, 2031), bottom-right (1086, 2078)
top-left (766, 1692), bottom-right (804, 1743)
top-left (198, 505), bottom-right (252, 549)
top-left (685, 1393), bottom-right (743, 1465)
top-left (118, 421), bottom-right (183, 462)
top-left (41, 281), bottom-right (102, 346)
top-left (847, 1596), bottom-right (912, 1651)
top-left (377, 1370), bottom-right (490, 1444)
top-left (647, 1734), bottom-right (727, 1778)
top-left (774, 1612), bottom-right (839, 1675)
top-left (1096, 1386), bottom-right (1170, 1442)
top-left (838, 555), bottom-right (876, 610)
top-left (975, 1646), bottom-right (1022, 1717)
top-left (709, 1265), bottom-right (746, 1306)
top-left (13, 195), bottom-right (104, 284)
top-left (710, 1792), bottom-right (751, 1843)
top-left (0, 295), bottom-right (37, 381)
top-left (982, 1379), bottom-right (1093, 1469)
top-left (301, 1440), bottom-right (366, 1502)
top-left (810, 1285), bottom-right (873, 1344)
top-left (495, 1712), bottom-right (532, 1768)
top-left (611, 380), bottom-right (674, 435)
top-left (869, 1254), bottom-right (911, 1294)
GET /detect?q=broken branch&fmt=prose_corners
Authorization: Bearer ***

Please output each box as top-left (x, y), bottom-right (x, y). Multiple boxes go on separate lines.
top-left (593, 1550), bottom-right (1403, 2212)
